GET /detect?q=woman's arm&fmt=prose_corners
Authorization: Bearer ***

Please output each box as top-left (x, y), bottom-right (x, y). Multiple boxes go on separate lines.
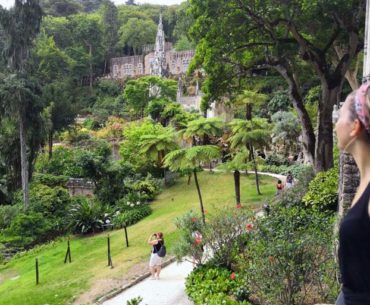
top-left (148, 234), bottom-right (158, 245)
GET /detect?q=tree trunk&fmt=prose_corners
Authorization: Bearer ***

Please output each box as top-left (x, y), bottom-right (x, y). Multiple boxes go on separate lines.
top-left (234, 170), bottom-right (241, 206)
top-left (275, 61), bottom-right (315, 165)
top-left (48, 130), bottom-right (53, 160)
top-left (89, 44), bottom-right (93, 89)
top-left (315, 85), bottom-right (338, 172)
top-left (193, 169), bottom-right (205, 224)
top-left (245, 103), bottom-right (252, 120)
top-left (249, 144), bottom-right (261, 195)
top-left (19, 116), bottom-right (29, 210)
top-left (103, 58), bottom-right (107, 75)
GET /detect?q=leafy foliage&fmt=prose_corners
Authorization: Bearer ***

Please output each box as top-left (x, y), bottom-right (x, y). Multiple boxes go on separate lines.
top-left (68, 197), bottom-right (110, 234)
top-left (112, 204), bottom-right (152, 228)
top-left (303, 166), bottom-right (339, 211)
top-left (186, 265), bottom-right (251, 305)
top-left (164, 145), bottom-right (220, 172)
top-left (242, 206), bottom-right (338, 305)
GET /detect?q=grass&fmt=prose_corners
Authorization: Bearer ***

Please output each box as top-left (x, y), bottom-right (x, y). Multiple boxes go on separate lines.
top-left (0, 172), bottom-right (276, 305)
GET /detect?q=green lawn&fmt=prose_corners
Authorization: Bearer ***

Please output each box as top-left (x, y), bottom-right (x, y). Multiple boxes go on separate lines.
top-left (0, 172), bottom-right (276, 305)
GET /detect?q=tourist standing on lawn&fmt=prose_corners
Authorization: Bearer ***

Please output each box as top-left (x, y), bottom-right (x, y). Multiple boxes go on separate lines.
top-left (334, 83), bottom-right (370, 305)
top-left (148, 232), bottom-right (164, 280)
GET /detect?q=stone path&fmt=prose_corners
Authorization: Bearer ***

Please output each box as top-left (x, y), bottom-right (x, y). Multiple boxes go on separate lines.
top-left (102, 260), bottom-right (194, 305)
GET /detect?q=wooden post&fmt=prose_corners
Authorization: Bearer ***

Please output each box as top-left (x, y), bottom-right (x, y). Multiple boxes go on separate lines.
top-left (107, 235), bottom-right (113, 268)
top-left (64, 238), bottom-right (72, 264)
top-left (124, 226), bottom-right (129, 248)
top-left (35, 258), bottom-right (39, 285)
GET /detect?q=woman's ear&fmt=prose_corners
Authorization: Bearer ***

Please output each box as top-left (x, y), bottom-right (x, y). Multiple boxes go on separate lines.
top-left (350, 118), bottom-right (363, 137)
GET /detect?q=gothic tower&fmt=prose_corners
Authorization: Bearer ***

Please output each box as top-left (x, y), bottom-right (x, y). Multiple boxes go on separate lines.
top-left (150, 14), bottom-right (166, 76)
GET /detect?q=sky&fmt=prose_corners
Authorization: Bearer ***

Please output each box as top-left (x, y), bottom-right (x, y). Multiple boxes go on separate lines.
top-left (0, 0), bottom-right (185, 9)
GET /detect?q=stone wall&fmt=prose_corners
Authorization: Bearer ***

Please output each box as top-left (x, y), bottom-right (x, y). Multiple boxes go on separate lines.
top-left (66, 178), bottom-right (95, 197)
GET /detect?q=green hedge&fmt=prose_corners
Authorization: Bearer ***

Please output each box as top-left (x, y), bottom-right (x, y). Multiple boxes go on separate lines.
top-left (112, 204), bottom-right (152, 227)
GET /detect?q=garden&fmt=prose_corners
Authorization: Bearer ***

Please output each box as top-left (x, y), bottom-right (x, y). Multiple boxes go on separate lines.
top-left (0, 0), bottom-right (365, 305)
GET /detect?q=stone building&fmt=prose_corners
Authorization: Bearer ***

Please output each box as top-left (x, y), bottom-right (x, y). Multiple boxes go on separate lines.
top-left (110, 15), bottom-right (194, 79)
top-left (109, 14), bottom-right (232, 119)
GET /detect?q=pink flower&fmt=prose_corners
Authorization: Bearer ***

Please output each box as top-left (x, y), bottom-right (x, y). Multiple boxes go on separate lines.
top-left (230, 272), bottom-right (236, 280)
top-left (236, 203), bottom-right (241, 209)
top-left (245, 223), bottom-right (253, 232)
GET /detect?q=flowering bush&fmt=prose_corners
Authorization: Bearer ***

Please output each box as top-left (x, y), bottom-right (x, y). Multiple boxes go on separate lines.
top-left (172, 210), bottom-right (205, 266)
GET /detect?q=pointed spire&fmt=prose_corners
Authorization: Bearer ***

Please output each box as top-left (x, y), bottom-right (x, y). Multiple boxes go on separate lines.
top-left (158, 13), bottom-right (163, 31)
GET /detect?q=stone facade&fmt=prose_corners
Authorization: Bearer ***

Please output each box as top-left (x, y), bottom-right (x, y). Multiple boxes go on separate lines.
top-left (66, 178), bottom-right (95, 197)
top-left (110, 15), bottom-right (194, 79)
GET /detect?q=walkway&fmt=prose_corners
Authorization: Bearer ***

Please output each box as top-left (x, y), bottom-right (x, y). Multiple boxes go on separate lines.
top-left (102, 260), bottom-right (194, 305)
top-left (102, 171), bottom-right (286, 305)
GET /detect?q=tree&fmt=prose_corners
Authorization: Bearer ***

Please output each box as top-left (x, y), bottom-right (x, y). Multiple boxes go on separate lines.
top-left (101, 0), bottom-right (118, 74)
top-left (40, 0), bottom-right (83, 16)
top-left (0, 0), bottom-right (43, 209)
top-left (42, 82), bottom-right (77, 158)
top-left (123, 76), bottom-right (177, 118)
top-left (125, 0), bottom-right (136, 5)
top-left (175, 35), bottom-right (194, 52)
top-left (69, 13), bottom-right (104, 88)
top-left (271, 111), bottom-right (301, 156)
top-left (229, 118), bottom-right (270, 195)
top-left (189, 0), bottom-right (364, 172)
top-left (217, 148), bottom-right (249, 207)
top-left (33, 33), bottom-right (77, 159)
top-left (164, 145), bottom-right (221, 224)
top-left (233, 90), bottom-right (268, 120)
top-left (139, 127), bottom-right (179, 177)
top-left (183, 117), bottom-right (224, 146)
top-left (118, 17), bottom-right (157, 55)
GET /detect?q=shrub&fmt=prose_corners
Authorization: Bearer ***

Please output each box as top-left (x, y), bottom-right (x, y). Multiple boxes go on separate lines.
top-left (186, 265), bottom-right (251, 305)
top-left (35, 146), bottom-right (83, 177)
top-left (303, 166), bottom-right (339, 211)
top-left (0, 204), bottom-right (21, 230)
top-left (68, 197), bottom-right (111, 234)
top-left (241, 206), bottom-right (338, 305)
top-left (203, 208), bottom-right (252, 269)
top-left (32, 173), bottom-right (69, 187)
top-left (128, 175), bottom-right (162, 201)
top-left (28, 184), bottom-right (72, 219)
top-left (5, 212), bottom-right (56, 247)
top-left (172, 210), bottom-right (205, 266)
top-left (112, 204), bottom-right (152, 227)
top-left (265, 154), bottom-right (289, 166)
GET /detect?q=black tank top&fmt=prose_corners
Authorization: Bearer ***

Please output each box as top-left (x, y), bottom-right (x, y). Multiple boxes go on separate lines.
top-left (339, 182), bottom-right (370, 301)
top-left (152, 240), bottom-right (163, 254)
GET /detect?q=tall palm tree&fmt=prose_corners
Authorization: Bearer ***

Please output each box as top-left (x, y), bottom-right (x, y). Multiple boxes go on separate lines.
top-left (229, 118), bottom-right (270, 195)
top-left (139, 127), bottom-right (179, 177)
top-left (163, 145), bottom-right (220, 224)
top-left (0, 0), bottom-right (42, 209)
